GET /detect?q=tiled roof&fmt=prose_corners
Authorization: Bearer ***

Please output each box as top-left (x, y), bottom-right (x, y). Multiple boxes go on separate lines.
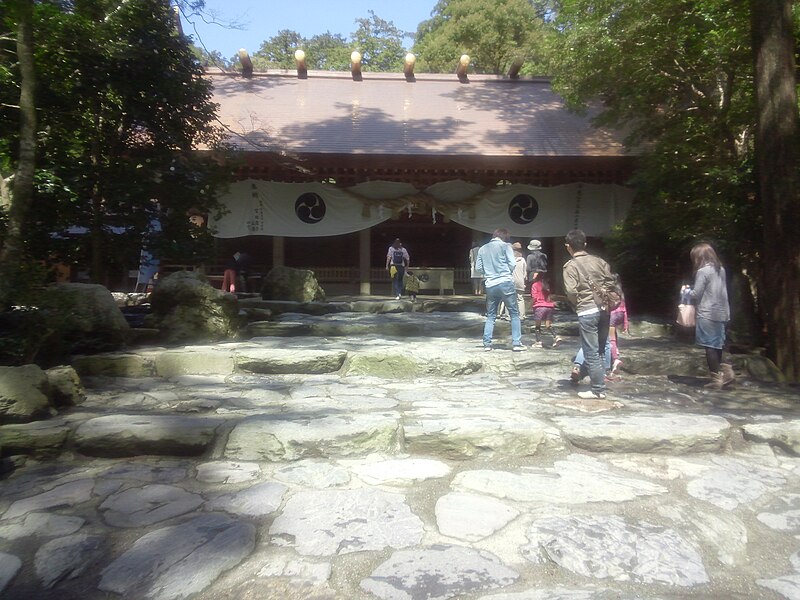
top-left (209, 69), bottom-right (631, 158)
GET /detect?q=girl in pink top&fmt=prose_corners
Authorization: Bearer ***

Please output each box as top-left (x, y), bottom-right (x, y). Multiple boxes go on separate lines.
top-left (608, 274), bottom-right (628, 376)
top-left (530, 275), bottom-right (562, 348)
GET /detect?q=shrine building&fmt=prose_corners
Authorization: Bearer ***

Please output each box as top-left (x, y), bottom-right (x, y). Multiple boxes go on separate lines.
top-left (206, 54), bottom-right (636, 295)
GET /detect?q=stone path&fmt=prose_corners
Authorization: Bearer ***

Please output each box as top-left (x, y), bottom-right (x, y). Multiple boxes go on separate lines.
top-left (2, 308), bottom-right (800, 599)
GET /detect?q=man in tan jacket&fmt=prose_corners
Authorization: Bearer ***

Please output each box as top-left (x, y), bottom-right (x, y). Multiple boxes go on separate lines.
top-left (562, 229), bottom-right (616, 399)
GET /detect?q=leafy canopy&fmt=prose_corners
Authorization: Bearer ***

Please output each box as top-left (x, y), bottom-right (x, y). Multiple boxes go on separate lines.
top-left (248, 10), bottom-right (409, 72)
top-left (551, 0), bottom-right (765, 309)
top-left (413, 0), bottom-right (551, 74)
top-left (0, 0), bottom-right (231, 279)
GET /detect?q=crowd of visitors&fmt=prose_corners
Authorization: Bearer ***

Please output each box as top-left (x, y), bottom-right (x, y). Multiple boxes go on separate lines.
top-left (470, 228), bottom-right (733, 399)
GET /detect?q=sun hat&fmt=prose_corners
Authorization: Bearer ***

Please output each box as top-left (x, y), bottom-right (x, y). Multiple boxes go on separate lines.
top-left (527, 239), bottom-right (542, 250)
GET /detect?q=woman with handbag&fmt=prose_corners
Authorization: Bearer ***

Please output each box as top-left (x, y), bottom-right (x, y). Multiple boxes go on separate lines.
top-left (682, 242), bottom-right (734, 389)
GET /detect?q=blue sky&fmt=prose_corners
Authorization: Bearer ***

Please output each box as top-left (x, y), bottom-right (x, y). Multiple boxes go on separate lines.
top-left (179, 0), bottom-right (438, 58)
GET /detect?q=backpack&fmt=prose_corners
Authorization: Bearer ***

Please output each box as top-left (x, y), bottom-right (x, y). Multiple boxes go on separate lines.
top-left (573, 258), bottom-right (621, 311)
top-left (391, 249), bottom-right (405, 265)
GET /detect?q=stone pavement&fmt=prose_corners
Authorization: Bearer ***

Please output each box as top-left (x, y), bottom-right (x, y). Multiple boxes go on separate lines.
top-left (2, 305), bottom-right (800, 600)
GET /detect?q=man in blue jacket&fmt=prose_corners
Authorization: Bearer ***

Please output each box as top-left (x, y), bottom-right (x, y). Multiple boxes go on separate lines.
top-left (475, 229), bottom-right (526, 352)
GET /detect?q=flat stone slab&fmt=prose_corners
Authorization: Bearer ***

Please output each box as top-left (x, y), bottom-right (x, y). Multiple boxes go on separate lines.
top-left (452, 455), bottom-right (667, 504)
top-left (758, 574), bottom-right (800, 599)
top-left (99, 461), bottom-right (188, 484)
top-left (0, 552), bottom-right (22, 594)
top-left (522, 515), bottom-right (709, 587)
top-left (269, 488), bottom-right (424, 556)
top-left (343, 346), bottom-right (483, 379)
top-left (205, 482), bottom-right (287, 516)
top-left (552, 414), bottom-right (731, 453)
top-left (656, 504), bottom-right (748, 567)
top-left (196, 461), bottom-right (261, 484)
top-left (99, 484), bottom-right (203, 527)
top-left (74, 414), bottom-right (220, 457)
top-left (361, 545), bottom-right (519, 600)
top-left (99, 513), bottom-right (255, 600)
top-left (72, 353), bottom-right (154, 378)
top-left (436, 493), bottom-right (520, 542)
top-left (757, 493), bottom-right (800, 533)
top-left (0, 420), bottom-right (69, 458)
top-left (234, 348), bottom-right (347, 374)
top-left (2, 479), bottom-right (95, 520)
top-left (154, 349), bottom-right (235, 377)
top-left (0, 512), bottom-right (84, 540)
top-left (225, 412), bottom-right (402, 461)
top-left (743, 420), bottom-right (800, 455)
top-left (404, 410), bottom-right (554, 459)
top-left (272, 460), bottom-right (351, 488)
top-left (685, 456), bottom-right (786, 510)
top-left (477, 588), bottom-right (646, 599)
top-left (347, 457), bottom-right (452, 485)
top-left (34, 533), bottom-right (104, 589)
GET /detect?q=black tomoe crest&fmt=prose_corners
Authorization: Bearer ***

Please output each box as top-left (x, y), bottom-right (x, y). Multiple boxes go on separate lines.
top-left (295, 193), bottom-right (326, 224)
top-left (508, 194), bottom-right (539, 225)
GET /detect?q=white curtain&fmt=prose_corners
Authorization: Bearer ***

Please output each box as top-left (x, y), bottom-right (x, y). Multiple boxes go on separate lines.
top-left (212, 179), bottom-right (634, 238)
top-left (442, 183), bottom-right (635, 237)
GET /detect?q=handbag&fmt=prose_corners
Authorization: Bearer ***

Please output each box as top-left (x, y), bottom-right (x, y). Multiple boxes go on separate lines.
top-left (572, 257), bottom-right (621, 311)
top-left (676, 304), bottom-right (696, 327)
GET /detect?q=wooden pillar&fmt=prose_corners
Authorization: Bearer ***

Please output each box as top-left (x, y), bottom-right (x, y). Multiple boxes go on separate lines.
top-left (272, 236), bottom-right (285, 267)
top-left (359, 228), bottom-right (371, 295)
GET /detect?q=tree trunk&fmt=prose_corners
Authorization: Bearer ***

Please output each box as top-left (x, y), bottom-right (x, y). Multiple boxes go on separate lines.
top-left (0, 0), bottom-right (37, 309)
top-left (750, 0), bottom-right (800, 381)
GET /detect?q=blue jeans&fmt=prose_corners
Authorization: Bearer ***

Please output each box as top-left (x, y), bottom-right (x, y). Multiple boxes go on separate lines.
top-left (578, 310), bottom-right (610, 394)
top-left (483, 280), bottom-right (522, 347)
top-left (575, 339), bottom-right (612, 373)
top-left (391, 265), bottom-right (405, 296)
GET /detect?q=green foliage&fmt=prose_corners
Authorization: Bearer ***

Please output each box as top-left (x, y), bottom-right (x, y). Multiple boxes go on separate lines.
top-left (351, 11), bottom-right (408, 72)
top-left (305, 33), bottom-right (351, 71)
top-left (0, 259), bottom-right (65, 366)
top-left (253, 29), bottom-right (304, 69)
top-left (412, 0), bottom-right (552, 74)
top-left (248, 11), bottom-right (409, 74)
top-left (0, 0), bottom-right (232, 285)
top-left (550, 0), bottom-right (768, 312)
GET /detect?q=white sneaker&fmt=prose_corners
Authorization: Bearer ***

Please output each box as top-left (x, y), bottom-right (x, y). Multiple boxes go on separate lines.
top-left (395, 295), bottom-right (401, 300)
top-left (512, 345), bottom-right (528, 352)
top-left (483, 346), bottom-right (493, 352)
top-left (577, 390), bottom-right (606, 400)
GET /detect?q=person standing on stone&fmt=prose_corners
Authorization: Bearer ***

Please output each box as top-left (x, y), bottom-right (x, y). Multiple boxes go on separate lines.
top-left (386, 238), bottom-right (410, 300)
top-left (531, 273), bottom-right (562, 348)
top-left (682, 242), bottom-right (734, 389)
top-left (404, 269), bottom-right (421, 302)
top-left (475, 229), bottom-right (526, 352)
top-left (525, 239), bottom-right (548, 286)
top-left (469, 243), bottom-right (484, 295)
top-left (221, 251), bottom-right (251, 294)
top-left (608, 273), bottom-right (628, 378)
top-left (563, 229), bottom-right (616, 399)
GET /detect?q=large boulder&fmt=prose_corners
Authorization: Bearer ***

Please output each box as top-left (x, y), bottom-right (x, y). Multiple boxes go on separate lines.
top-left (261, 267), bottom-right (325, 302)
top-left (41, 283), bottom-right (130, 355)
top-left (144, 271), bottom-right (240, 343)
top-left (0, 365), bottom-right (54, 424)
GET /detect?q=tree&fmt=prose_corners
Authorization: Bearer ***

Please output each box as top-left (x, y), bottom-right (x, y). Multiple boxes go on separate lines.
top-left (0, 0), bottom-right (229, 289)
top-left (0, 0), bottom-right (36, 310)
top-left (551, 0), bottom-right (800, 378)
top-left (412, 0), bottom-right (550, 74)
top-left (351, 10), bottom-right (408, 72)
top-left (750, 0), bottom-right (800, 380)
top-left (253, 29), bottom-right (303, 70)
top-left (305, 32), bottom-right (350, 71)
